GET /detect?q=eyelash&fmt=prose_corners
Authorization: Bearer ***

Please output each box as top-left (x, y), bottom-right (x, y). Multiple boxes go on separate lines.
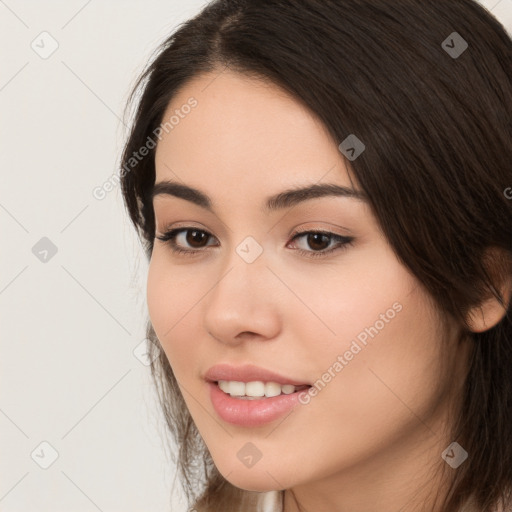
top-left (155, 227), bottom-right (354, 259)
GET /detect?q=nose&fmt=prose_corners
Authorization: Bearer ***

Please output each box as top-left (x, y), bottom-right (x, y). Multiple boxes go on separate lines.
top-left (203, 251), bottom-right (282, 346)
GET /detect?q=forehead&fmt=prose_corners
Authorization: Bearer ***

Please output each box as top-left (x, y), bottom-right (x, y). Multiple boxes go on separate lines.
top-left (154, 69), bottom-right (355, 195)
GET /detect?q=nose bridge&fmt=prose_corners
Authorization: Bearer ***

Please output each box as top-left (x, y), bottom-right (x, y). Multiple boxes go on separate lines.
top-left (210, 235), bottom-right (269, 311)
top-left (216, 219), bottom-right (270, 280)
top-left (202, 234), bottom-right (280, 343)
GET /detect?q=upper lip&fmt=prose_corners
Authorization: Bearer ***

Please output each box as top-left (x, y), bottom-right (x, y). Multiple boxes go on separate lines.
top-left (204, 364), bottom-right (311, 386)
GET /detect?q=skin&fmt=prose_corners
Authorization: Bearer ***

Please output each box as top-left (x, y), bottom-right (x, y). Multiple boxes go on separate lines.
top-left (146, 68), bottom-right (503, 512)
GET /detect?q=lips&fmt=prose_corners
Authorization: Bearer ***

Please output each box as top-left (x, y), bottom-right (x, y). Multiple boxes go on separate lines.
top-left (204, 364), bottom-right (312, 427)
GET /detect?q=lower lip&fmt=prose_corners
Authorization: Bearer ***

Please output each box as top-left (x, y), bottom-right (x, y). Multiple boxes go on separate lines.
top-left (208, 381), bottom-right (308, 427)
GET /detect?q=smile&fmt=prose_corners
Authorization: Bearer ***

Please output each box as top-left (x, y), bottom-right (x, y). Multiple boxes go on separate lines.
top-left (217, 380), bottom-right (310, 399)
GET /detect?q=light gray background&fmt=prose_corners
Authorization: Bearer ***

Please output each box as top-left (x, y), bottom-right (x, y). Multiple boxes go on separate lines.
top-left (1, 1), bottom-right (511, 511)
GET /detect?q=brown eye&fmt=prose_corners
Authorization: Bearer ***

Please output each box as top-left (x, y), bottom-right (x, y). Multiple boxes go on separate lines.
top-left (155, 228), bottom-right (217, 255)
top-left (305, 233), bottom-right (331, 251)
top-left (289, 230), bottom-right (354, 259)
top-left (186, 229), bottom-right (210, 248)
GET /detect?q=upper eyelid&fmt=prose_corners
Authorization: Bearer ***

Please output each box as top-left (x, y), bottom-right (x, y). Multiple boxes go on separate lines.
top-left (157, 219), bottom-right (353, 236)
top-left (157, 226), bottom-right (346, 236)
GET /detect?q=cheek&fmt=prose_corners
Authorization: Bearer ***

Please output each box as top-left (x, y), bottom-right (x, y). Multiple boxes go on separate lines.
top-left (146, 252), bottom-right (208, 374)
top-left (304, 277), bottom-right (446, 444)
top-left (291, 244), bottom-right (417, 361)
top-left (325, 259), bottom-right (444, 402)
top-left (146, 253), bottom-right (189, 358)
top-left (294, 256), bottom-right (446, 435)
top-left (146, 250), bottom-right (199, 330)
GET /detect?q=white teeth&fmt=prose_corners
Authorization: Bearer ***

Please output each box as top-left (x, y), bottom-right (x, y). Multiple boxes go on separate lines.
top-left (228, 381), bottom-right (245, 397)
top-left (218, 380), bottom-right (231, 393)
top-left (265, 382), bottom-right (282, 397)
top-left (217, 380), bottom-right (304, 398)
top-left (245, 381), bottom-right (265, 397)
top-left (281, 384), bottom-right (295, 394)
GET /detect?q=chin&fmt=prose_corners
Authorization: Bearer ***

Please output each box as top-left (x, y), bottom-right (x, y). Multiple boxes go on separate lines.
top-left (219, 465), bottom-right (289, 492)
top-left (226, 478), bottom-right (283, 493)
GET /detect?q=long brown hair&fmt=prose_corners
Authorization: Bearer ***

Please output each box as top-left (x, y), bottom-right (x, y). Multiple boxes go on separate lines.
top-left (120, 1), bottom-right (512, 510)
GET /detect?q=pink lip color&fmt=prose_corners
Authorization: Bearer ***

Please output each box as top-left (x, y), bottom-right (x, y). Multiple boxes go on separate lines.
top-left (204, 364), bottom-right (311, 427)
top-left (208, 381), bottom-right (308, 427)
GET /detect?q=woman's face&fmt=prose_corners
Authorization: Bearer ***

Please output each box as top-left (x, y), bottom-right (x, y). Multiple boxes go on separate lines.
top-left (147, 69), bottom-right (468, 495)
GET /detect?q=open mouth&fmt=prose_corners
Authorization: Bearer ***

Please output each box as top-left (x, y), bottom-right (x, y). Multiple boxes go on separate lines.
top-left (216, 380), bottom-right (311, 399)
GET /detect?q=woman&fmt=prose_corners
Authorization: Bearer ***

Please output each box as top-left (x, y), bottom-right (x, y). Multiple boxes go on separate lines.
top-left (120, 1), bottom-right (512, 511)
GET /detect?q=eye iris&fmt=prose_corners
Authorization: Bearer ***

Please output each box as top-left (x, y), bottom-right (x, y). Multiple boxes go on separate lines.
top-left (307, 233), bottom-right (330, 251)
top-left (187, 230), bottom-right (208, 248)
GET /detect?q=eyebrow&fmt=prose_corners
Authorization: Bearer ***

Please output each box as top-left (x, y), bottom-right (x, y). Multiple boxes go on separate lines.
top-left (150, 180), bottom-right (368, 213)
